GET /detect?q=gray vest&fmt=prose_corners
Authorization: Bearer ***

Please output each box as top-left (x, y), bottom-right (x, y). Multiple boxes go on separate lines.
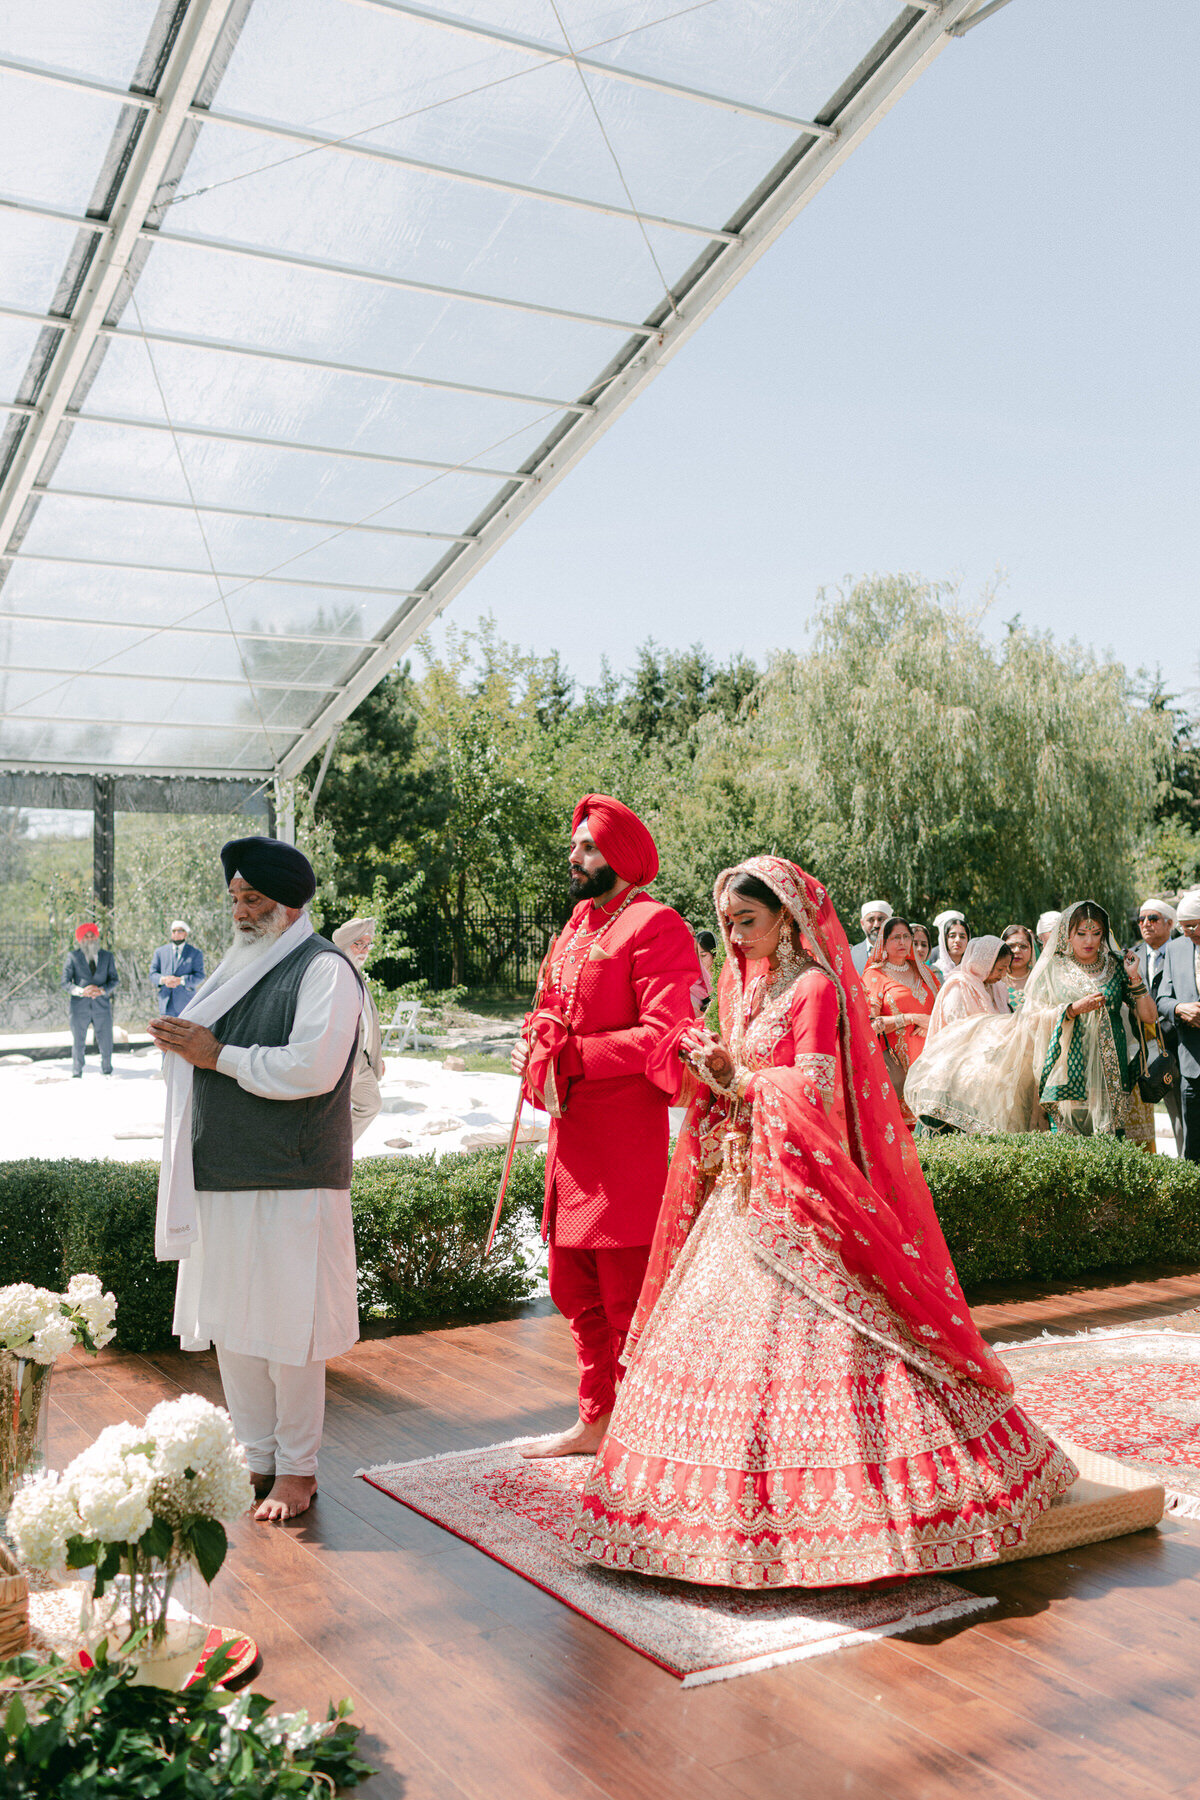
top-left (191, 935), bottom-right (360, 1192)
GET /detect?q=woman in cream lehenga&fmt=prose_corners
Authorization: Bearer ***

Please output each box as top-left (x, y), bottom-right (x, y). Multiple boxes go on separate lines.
top-left (905, 902), bottom-right (1158, 1141)
top-left (571, 858), bottom-right (1074, 1589)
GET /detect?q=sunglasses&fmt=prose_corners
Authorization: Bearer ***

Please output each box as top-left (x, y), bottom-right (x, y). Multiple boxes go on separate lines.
top-left (1141, 914), bottom-right (1165, 923)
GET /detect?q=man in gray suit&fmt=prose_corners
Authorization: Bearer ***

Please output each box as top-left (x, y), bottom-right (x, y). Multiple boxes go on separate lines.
top-left (1133, 897), bottom-right (1182, 1152)
top-left (62, 923), bottom-right (119, 1077)
top-left (1157, 891), bottom-right (1200, 1163)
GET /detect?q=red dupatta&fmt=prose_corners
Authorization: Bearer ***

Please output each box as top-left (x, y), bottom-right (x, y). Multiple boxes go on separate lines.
top-left (630, 857), bottom-right (1010, 1393)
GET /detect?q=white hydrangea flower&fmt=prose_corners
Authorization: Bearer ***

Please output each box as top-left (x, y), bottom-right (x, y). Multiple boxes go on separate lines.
top-left (145, 1395), bottom-right (238, 1478)
top-left (69, 1465), bottom-right (155, 1544)
top-left (0, 1284), bottom-right (61, 1355)
top-left (6, 1473), bottom-right (76, 1571)
top-left (27, 1314), bottom-right (75, 1365)
top-left (63, 1274), bottom-right (118, 1350)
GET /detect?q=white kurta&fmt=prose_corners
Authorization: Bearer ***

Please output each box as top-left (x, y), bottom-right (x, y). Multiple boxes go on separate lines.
top-left (173, 950), bottom-right (362, 1366)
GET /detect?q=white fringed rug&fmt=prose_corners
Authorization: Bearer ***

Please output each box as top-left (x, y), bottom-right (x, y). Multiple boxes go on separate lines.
top-left (359, 1440), bottom-right (995, 1685)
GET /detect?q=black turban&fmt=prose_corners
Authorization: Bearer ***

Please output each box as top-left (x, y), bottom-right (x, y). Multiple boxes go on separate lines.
top-left (220, 836), bottom-right (316, 908)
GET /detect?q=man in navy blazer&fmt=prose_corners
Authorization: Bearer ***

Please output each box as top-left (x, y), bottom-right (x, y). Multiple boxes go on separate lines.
top-left (1157, 892), bottom-right (1200, 1163)
top-left (149, 921), bottom-right (205, 1018)
top-left (62, 923), bottom-right (119, 1077)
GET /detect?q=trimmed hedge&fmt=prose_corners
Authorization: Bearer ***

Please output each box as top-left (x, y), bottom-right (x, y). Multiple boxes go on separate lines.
top-left (4, 1137), bottom-right (1199, 1350)
top-left (917, 1133), bottom-right (1200, 1287)
top-left (0, 1148), bottom-right (545, 1352)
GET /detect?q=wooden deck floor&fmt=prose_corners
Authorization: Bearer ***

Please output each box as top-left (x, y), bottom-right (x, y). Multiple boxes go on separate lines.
top-left (49, 1268), bottom-right (1200, 1800)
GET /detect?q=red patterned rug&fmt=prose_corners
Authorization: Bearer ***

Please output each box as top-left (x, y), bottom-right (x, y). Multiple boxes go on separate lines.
top-left (358, 1440), bottom-right (995, 1685)
top-left (1000, 1329), bottom-right (1200, 1518)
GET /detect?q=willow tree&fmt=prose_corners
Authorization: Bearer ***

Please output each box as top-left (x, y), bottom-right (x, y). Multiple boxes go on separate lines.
top-left (749, 576), bottom-right (1168, 928)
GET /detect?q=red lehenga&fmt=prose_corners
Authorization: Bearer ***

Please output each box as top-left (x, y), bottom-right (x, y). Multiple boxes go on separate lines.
top-left (571, 858), bottom-right (1074, 1589)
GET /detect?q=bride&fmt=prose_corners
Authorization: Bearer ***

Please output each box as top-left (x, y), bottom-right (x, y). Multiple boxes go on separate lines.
top-left (571, 857), bottom-right (1073, 1588)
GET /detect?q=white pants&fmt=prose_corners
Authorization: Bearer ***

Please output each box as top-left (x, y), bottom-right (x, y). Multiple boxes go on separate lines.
top-left (215, 1344), bottom-right (325, 1477)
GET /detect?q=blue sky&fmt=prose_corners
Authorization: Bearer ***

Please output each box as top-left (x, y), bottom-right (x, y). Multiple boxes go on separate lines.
top-left (442, 0), bottom-right (1199, 701)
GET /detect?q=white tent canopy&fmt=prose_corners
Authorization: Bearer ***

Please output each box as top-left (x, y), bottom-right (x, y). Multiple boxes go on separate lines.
top-left (0, 0), bottom-right (987, 783)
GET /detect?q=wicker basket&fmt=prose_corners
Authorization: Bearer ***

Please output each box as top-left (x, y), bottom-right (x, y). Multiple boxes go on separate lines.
top-left (996, 1441), bottom-right (1165, 1565)
top-left (0, 1539), bottom-right (29, 1659)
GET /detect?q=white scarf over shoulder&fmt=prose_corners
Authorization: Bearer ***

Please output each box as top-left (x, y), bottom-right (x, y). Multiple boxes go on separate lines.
top-left (155, 915), bottom-right (313, 1260)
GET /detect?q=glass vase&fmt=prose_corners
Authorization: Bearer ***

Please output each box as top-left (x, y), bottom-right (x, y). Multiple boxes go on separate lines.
top-left (78, 1552), bottom-right (212, 1685)
top-left (0, 1350), bottom-right (53, 1527)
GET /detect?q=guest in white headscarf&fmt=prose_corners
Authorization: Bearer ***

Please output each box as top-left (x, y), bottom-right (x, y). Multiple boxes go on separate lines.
top-left (931, 911), bottom-right (971, 980)
top-left (1036, 911), bottom-right (1061, 950)
top-left (925, 936), bottom-right (1013, 1041)
top-left (332, 917), bottom-right (384, 1140)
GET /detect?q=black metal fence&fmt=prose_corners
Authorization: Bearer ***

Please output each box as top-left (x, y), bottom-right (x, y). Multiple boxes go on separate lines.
top-left (377, 900), bottom-right (569, 995)
top-left (0, 927), bottom-right (61, 1029)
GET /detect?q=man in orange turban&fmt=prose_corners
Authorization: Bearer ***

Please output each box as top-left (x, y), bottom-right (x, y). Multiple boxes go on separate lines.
top-left (513, 795), bottom-right (700, 1457)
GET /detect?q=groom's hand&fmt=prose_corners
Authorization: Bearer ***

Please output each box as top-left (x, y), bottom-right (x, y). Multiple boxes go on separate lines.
top-left (148, 1017), bottom-right (222, 1068)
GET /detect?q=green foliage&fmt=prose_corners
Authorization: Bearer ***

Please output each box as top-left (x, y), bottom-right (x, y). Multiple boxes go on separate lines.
top-left (57, 1160), bottom-right (178, 1354)
top-left (352, 1145), bottom-right (544, 1322)
top-left (0, 1150), bottom-right (544, 1350)
top-left (917, 1133), bottom-right (1200, 1287)
top-left (303, 591), bottom-right (1170, 987)
top-left (0, 1163), bottom-right (65, 1290)
top-left (751, 577), bottom-right (1170, 928)
top-left (0, 1640), bottom-right (374, 1796)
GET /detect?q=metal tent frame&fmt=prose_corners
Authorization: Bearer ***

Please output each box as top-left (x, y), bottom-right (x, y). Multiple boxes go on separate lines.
top-left (0, 0), bottom-right (999, 796)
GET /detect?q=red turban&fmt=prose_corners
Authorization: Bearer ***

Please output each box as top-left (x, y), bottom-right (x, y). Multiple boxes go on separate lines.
top-left (572, 794), bottom-right (658, 886)
top-left (74, 923), bottom-right (100, 940)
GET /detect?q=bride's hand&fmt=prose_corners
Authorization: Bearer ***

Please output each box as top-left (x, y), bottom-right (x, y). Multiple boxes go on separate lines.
top-left (1068, 994), bottom-right (1103, 1019)
top-left (681, 1026), bottom-right (735, 1087)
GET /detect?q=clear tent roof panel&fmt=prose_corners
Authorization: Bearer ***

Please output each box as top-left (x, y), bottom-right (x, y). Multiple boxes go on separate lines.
top-left (46, 422), bottom-right (511, 532)
top-left (0, 213), bottom-right (86, 316)
top-left (0, 613), bottom-right (368, 690)
top-left (0, 0), bottom-right (972, 780)
top-left (0, 75), bottom-right (129, 213)
top-left (0, 0), bottom-right (169, 87)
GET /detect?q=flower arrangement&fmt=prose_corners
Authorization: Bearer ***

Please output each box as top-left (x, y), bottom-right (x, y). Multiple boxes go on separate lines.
top-left (0, 1275), bottom-right (117, 1362)
top-left (0, 1276), bottom-right (119, 1518)
top-left (6, 1396), bottom-right (254, 1652)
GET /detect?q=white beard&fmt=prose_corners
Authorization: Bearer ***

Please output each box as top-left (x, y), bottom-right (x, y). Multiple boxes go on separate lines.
top-left (81, 940), bottom-right (99, 967)
top-left (212, 904), bottom-right (290, 984)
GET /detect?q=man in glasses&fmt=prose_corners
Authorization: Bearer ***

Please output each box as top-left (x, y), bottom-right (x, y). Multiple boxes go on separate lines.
top-left (1134, 898), bottom-right (1182, 1152)
top-left (1158, 892), bottom-right (1200, 1163)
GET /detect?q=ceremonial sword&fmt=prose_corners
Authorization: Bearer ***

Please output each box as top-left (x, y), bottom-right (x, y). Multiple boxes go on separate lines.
top-left (482, 952), bottom-right (550, 1262)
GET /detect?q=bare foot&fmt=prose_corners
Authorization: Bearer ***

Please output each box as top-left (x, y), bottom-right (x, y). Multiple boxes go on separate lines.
top-left (519, 1414), bottom-right (610, 1459)
top-left (249, 1470), bottom-right (275, 1501)
top-left (254, 1474), bottom-right (317, 1523)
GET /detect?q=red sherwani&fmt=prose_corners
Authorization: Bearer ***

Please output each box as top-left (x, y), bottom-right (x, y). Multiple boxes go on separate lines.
top-left (524, 890), bottom-right (699, 1419)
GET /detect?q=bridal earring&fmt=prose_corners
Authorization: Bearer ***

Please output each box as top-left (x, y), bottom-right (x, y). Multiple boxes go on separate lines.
top-left (775, 918), bottom-right (798, 972)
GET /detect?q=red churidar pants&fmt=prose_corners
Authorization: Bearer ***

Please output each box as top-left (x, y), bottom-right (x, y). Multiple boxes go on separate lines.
top-left (547, 1244), bottom-right (651, 1423)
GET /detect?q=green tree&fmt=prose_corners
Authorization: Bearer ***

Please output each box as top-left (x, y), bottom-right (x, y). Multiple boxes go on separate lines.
top-left (747, 575), bottom-right (1168, 928)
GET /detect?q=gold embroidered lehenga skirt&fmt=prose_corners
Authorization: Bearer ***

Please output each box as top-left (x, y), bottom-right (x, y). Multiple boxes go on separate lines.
top-left (571, 1173), bottom-right (1074, 1588)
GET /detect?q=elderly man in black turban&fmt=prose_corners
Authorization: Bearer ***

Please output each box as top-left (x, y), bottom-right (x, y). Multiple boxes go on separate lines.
top-left (150, 837), bottom-right (363, 1523)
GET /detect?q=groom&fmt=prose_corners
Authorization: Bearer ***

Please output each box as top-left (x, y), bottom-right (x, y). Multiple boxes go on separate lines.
top-left (150, 837), bottom-right (362, 1523)
top-left (513, 794), bottom-right (699, 1457)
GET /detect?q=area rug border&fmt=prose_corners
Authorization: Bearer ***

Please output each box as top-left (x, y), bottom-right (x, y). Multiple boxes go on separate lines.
top-left (357, 1438), bottom-right (997, 1684)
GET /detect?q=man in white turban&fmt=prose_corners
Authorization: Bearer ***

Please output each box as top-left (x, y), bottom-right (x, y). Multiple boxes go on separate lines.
top-left (852, 901), bottom-right (893, 973)
top-left (1159, 891), bottom-right (1200, 1162)
top-left (1036, 911), bottom-right (1061, 950)
top-left (331, 917), bottom-right (384, 1140)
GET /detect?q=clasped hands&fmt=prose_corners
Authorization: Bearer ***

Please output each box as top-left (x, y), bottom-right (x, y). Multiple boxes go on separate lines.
top-left (680, 1024), bottom-right (736, 1093)
top-left (147, 1016), bottom-right (222, 1068)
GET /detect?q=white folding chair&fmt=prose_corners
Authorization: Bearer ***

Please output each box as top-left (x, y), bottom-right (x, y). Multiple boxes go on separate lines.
top-left (380, 998), bottom-right (424, 1052)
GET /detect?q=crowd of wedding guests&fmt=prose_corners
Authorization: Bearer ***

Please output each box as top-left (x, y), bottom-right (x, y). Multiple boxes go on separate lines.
top-left (837, 893), bottom-right (1200, 1162)
top-left (691, 890), bottom-right (1200, 1163)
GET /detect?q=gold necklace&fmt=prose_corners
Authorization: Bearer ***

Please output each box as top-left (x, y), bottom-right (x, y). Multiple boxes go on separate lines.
top-left (553, 887), bottom-right (640, 1022)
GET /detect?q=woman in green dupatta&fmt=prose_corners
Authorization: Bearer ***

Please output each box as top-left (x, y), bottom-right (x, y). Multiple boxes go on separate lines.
top-left (1023, 902), bottom-right (1158, 1137)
